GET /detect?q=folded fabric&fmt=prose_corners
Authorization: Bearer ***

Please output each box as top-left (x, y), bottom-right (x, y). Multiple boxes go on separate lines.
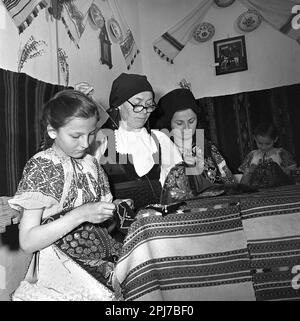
top-left (63, 0), bottom-right (94, 42)
top-left (239, 0), bottom-right (300, 43)
top-left (153, 0), bottom-right (213, 63)
top-left (107, 0), bottom-right (140, 70)
top-left (2, 0), bottom-right (48, 34)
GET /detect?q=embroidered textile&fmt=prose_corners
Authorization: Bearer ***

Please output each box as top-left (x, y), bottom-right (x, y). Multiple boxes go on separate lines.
top-left (63, 0), bottom-right (94, 44)
top-left (152, 0), bottom-right (212, 63)
top-left (107, 0), bottom-right (140, 70)
top-left (240, 195), bottom-right (300, 300)
top-left (9, 146), bottom-right (118, 300)
top-left (0, 68), bottom-right (66, 196)
top-left (239, 0), bottom-right (300, 44)
top-left (115, 205), bottom-right (255, 301)
top-left (2, 0), bottom-right (48, 33)
top-left (114, 185), bottom-right (300, 301)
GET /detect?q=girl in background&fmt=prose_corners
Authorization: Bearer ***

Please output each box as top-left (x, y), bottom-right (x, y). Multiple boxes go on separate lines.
top-left (239, 122), bottom-right (296, 187)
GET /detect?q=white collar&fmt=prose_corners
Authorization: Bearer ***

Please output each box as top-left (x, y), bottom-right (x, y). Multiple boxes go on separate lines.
top-left (115, 127), bottom-right (158, 177)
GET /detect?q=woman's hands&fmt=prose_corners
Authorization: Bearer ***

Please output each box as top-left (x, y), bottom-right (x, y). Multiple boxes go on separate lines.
top-left (76, 201), bottom-right (116, 224)
top-left (183, 146), bottom-right (204, 175)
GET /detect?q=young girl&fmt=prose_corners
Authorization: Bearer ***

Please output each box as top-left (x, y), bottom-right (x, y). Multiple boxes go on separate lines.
top-left (239, 122), bottom-right (296, 187)
top-left (9, 90), bottom-right (123, 301)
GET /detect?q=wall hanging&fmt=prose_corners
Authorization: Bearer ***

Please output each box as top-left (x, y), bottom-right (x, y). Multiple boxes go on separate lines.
top-left (89, 3), bottom-right (112, 69)
top-left (153, 0), bottom-right (212, 64)
top-left (213, 35), bottom-right (248, 75)
top-left (107, 0), bottom-right (140, 70)
top-left (62, 0), bottom-right (94, 48)
top-left (2, 0), bottom-right (47, 34)
top-left (237, 9), bottom-right (262, 32)
top-left (18, 36), bottom-right (47, 72)
top-left (57, 47), bottom-right (69, 86)
top-left (192, 22), bottom-right (215, 43)
top-left (153, 0), bottom-right (300, 64)
top-left (214, 0), bottom-right (235, 7)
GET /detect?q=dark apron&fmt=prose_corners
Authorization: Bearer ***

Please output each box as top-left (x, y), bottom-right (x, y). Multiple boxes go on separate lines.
top-left (101, 131), bottom-right (162, 209)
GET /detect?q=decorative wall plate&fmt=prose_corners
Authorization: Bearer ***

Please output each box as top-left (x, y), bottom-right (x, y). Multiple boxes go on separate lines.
top-left (214, 0), bottom-right (235, 8)
top-left (237, 9), bottom-right (262, 32)
top-left (89, 3), bottom-right (105, 29)
top-left (107, 18), bottom-right (123, 42)
top-left (192, 22), bottom-right (215, 43)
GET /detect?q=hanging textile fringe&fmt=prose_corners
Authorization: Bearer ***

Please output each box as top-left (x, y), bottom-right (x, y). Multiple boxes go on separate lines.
top-left (152, 0), bottom-right (213, 64)
top-left (61, 16), bottom-right (80, 49)
top-left (239, 0), bottom-right (300, 44)
top-left (63, 0), bottom-right (94, 43)
top-left (2, 0), bottom-right (48, 34)
top-left (108, 0), bottom-right (140, 70)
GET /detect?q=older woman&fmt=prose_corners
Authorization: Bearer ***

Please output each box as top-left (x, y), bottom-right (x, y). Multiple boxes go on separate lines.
top-left (156, 88), bottom-right (235, 199)
top-left (91, 73), bottom-right (182, 209)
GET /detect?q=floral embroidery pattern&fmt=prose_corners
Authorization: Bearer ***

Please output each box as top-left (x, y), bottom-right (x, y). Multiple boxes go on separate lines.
top-left (16, 156), bottom-right (64, 202)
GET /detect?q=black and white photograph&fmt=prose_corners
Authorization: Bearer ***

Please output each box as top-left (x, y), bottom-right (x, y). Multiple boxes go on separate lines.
top-left (0, 0), bottom-right (300, 308)
top-left (214, 35), bottom-right (248, 75)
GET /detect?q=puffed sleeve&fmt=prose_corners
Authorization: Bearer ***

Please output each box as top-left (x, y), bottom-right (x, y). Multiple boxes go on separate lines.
top-left (238, 151), bottom-right (255, 173)
top-left (8, 156), bottom-right (63, 212)
top-left (279, 148), bottom-right (297, 169)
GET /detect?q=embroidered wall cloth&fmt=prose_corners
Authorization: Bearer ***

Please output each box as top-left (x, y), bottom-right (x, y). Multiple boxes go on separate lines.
top-left (2, 0), bottom-right (48, 33)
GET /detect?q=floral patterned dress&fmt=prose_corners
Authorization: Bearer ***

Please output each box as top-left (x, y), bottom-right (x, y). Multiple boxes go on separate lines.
top-left (9, 145), bottom-right (122, 301)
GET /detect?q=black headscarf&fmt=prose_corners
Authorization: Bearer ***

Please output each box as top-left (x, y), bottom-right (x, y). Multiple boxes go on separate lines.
top-left (157, 88), bottom-right (198, 131)
top-left (109, 73), bottom-right (154, 109)
top-left (104, 73), bottom-right (154, 129)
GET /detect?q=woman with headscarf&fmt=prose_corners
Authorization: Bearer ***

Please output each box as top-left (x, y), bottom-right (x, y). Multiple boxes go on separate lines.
top-left (90, 73), bottom-right (182, 209)
top-left (156, 88), bottom-right (235, 199)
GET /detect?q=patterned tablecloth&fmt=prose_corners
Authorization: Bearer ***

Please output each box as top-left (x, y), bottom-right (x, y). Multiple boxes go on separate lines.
top-left (114, 185), bottom-right (300, 301)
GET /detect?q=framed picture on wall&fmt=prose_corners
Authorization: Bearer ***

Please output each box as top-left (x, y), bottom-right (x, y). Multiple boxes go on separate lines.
top-left (213, 35), bottom-right (248, 75)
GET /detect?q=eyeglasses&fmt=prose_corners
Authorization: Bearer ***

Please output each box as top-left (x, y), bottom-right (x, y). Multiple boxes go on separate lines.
top-left (126, 100), bottom-right (157, 113)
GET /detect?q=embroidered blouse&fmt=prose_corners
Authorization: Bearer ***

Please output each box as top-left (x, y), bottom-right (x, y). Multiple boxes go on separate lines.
top-left (238, 148), bottom-right (297, 174)
top-left (9, 144), bottom-right (112, 217)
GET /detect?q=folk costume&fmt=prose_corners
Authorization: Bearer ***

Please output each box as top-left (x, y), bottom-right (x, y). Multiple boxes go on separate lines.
top-left (9, 144), bottom-right (122, 301)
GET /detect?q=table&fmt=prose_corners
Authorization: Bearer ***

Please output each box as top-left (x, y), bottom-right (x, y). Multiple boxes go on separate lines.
top-left (0, 196), bottom-right (19, 233)
top-left (114, 185), bottom-right (300, 301)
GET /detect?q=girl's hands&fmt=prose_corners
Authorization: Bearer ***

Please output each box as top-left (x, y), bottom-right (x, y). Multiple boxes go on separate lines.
top-left (113, 198), bottom-right (134, 209)
top-left (77, 201), bottom-right (116, 224)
